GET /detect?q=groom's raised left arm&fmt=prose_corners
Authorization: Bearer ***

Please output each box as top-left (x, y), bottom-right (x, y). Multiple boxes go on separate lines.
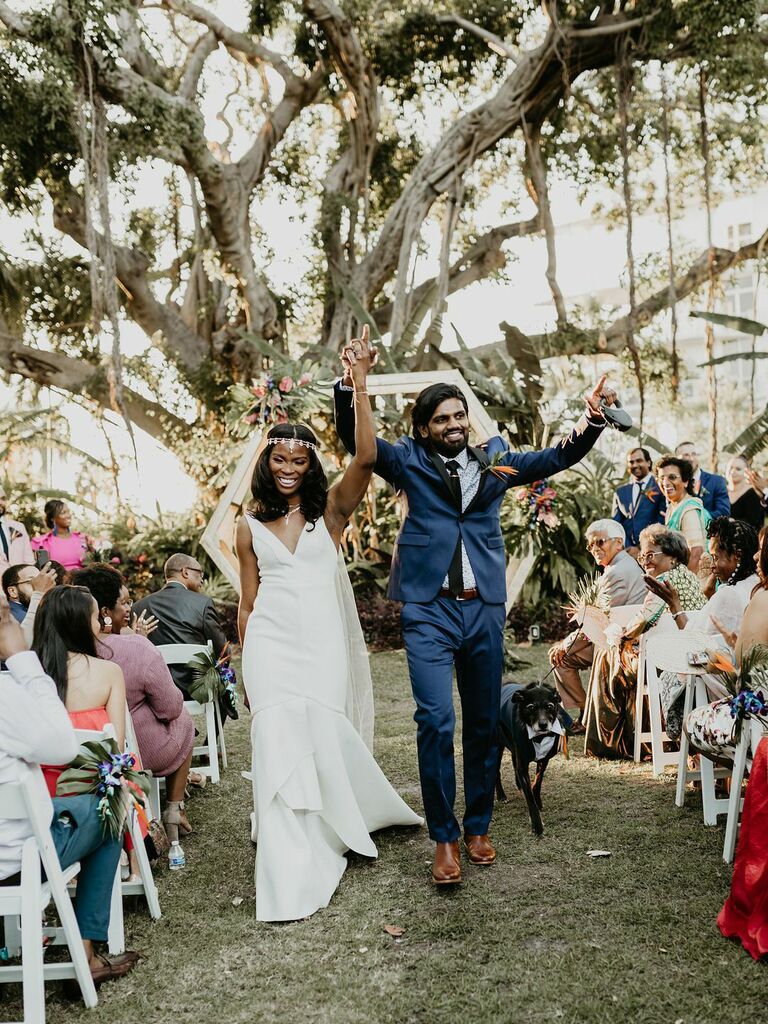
top-left (496, 375), bottom-right (613, 487)
top-left (501, 413), bottom-right (607, 487)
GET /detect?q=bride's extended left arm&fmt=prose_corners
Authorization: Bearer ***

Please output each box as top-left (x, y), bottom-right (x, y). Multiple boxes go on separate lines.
top-left (327, 325), bottom-right (376, 531)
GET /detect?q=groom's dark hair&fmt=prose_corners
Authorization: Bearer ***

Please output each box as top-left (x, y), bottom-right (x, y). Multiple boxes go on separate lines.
top-left (411, 383), bottom-right (468, 443)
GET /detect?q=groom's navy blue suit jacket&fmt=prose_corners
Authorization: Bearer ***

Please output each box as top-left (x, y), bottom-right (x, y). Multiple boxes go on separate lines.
top-left (334, 383), bottom-right (606, 604)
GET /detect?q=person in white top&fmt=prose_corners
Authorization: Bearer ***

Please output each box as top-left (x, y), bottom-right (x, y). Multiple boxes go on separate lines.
top-left (0, 486), bottom-right (34, 573)
top-left (0, 590), bottom-right (139, 984)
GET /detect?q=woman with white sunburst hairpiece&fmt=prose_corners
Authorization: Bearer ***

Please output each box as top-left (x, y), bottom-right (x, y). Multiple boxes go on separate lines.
top-left (235, 325), bottom-right (421, 923)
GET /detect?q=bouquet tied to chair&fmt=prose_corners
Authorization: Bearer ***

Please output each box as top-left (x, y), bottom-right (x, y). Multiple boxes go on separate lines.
top-left (56, 741), bottom-right (150, 839)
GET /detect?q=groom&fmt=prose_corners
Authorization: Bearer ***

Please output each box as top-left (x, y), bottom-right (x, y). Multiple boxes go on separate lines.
top-left (334, 364), bottom-right (615, 884)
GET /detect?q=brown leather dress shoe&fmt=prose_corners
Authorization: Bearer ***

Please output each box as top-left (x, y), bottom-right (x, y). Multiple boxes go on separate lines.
top-left (90, 951), bottom-right (140, 986)
top-left (464, 833), bottom-right (496, 865)
top-left (431, 841), bottom-right (461, 885)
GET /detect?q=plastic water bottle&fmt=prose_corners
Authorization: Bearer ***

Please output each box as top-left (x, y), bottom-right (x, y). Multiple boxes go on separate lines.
top-left (168, 841), bottom-right (186, 871)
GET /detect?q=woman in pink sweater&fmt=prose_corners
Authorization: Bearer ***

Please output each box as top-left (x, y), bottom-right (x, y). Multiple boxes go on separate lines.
top-left (71, 565), bottom-right (196, 843)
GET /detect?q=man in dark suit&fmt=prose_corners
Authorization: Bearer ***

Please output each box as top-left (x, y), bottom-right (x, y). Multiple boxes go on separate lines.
top-left (612, 446), bottom-right (665, 555)
top-left (132, 553), bottom-right (229, 707)
top-left (335, 362), bottom-right (615, 886)
top-left (675, 441), bottom-right (730, 518)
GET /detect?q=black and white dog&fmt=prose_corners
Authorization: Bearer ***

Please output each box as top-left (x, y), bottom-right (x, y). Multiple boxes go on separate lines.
top-left (496, 681), bottom-right (565, 835)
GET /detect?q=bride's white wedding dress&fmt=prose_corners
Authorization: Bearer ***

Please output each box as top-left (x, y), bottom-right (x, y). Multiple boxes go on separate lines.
top-left (241, 514), bottom-right (421, 922)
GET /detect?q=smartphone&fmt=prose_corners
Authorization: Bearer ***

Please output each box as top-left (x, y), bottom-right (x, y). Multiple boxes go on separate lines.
top-left (34, 549), bottom-right (50, 570)
top-left (687, 651), bottom-right (709, 667)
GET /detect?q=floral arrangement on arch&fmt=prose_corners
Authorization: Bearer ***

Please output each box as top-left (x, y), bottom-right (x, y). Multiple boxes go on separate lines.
top-left (515, 478), bottom-right (559, 531)
top-left (225, 362), bottom-right (328, 439)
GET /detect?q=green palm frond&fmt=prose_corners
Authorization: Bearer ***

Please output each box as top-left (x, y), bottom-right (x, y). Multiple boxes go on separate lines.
top-left (690, 310), bottom-right (767, 336)
top-left (724, 404), bottom-right (768, 457)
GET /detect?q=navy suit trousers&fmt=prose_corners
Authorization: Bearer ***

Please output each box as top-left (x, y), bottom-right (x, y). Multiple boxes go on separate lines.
top-left (401, 597), bottom-right (506, 843)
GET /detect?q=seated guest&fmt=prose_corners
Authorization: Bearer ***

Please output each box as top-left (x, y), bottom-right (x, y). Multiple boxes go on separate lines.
top-left (71, 565), bottom-right (195, 842)
top-left (612, 446), bottom-right (665, 556)
top-left (549, 519), bottom-right (647, 726)
top-left (675, 441), bottom-right (730, 519)
top-left (0, 485), bottom-right (34, 572)
top-left (657, 454), bottom-right (709, 574)
top-left (682, 526), bottom-right (768, 767)
top-left (0, 590), bottom-right (138, 984)
top-left (646, 517), bottom-right (760, 739)
top-left (726, 455), bottom-right (765, 531)
top-left (2, 562), bottom-right (57, 644)
top-left (131, 553), bottom-right (230, 711)
top-left (583, 526), bottom-right (706, 760)
top-left (31, 499), bottom-right (93, 572)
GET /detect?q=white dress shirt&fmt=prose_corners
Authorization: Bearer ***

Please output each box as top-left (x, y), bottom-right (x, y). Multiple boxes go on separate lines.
top-left (438, 448), bottom-right (481, 590)
top-left (631, 472), bottom-right (654, 510)
top-left (0, 652), bottom-right (78, 880)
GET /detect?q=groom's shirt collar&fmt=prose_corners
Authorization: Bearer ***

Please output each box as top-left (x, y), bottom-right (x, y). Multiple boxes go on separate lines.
top-left (437, 448), bottom-right (470, 468)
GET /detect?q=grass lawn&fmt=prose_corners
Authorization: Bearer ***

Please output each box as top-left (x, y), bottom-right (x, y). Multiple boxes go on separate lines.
top-left (4, 645), bottom-right (764, 1024)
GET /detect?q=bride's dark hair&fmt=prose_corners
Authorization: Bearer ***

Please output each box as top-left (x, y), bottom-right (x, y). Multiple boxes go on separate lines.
top-left (249, 423), bottom-right (327, 527)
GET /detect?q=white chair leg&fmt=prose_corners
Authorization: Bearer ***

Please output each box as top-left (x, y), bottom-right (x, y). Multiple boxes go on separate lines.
top-left (633, 643), bottom-right (646, 763)
top-left (107, 864), bottom-right (125, 955)
top-left (205, 701), bottom-right (220, 784)
top-left (148, 775), bottom-right (161, 821)
top-left (647, 673), bottom-right (667, 776)
top-left (128, 807), bottom-right (162, 921)
top-left (723, 725), bottom-right (750, 863)
top-left (20, 844), bottom-right (46, 1024)
top-left (214, 698), bottom-right (228, 770)
top-left (675, 677), bottom-right (696, 808)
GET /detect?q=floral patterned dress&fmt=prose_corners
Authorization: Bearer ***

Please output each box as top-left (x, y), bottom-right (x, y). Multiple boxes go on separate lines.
top-left (584, 564), bottom-right (706, 760)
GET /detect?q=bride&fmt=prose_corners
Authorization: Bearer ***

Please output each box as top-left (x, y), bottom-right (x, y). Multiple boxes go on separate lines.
top-left (235, 328), bottom-right (421, 921)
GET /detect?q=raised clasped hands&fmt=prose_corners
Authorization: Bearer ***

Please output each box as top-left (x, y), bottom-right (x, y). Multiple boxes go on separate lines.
top-left (341, 324), bottom-right (377, 387)
top-left (584, 374), bottom-right (618, 420)
top-left (644, 574), bottom-right (680, 613)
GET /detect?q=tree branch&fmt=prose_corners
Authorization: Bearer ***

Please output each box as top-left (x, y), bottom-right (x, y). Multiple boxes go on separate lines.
top-left (51, 188), bottom-right (211, 376)
top-left (0, 322), bottom-right (187, 441)
top-left (522, 120), bottom-right (566, 324)
top-left (437, 14), bottom-right (517, 60)
top-left (371, 215), bottom-right (541, 330)
top-left (179, 28), bottom-right (219, 99)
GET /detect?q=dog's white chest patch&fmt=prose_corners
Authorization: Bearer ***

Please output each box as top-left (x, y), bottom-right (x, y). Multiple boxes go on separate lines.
top-left (526, 719), bottom-right (564, 761)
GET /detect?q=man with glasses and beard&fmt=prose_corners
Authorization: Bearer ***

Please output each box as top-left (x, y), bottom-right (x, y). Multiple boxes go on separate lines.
top-left (131, 553), bottom-right (234, 719)
top-left (549, 519), bottom-right (647, 731)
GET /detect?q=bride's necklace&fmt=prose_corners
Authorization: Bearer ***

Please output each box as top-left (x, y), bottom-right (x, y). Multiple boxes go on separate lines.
top-left (285, 503), bottom-right (302, 521)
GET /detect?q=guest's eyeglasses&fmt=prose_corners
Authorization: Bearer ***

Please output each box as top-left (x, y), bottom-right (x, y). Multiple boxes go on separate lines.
top-left (638, 549), bottom-right (664, 565)
top-left (185, 567), bottom-right (205, 581)
top-left (586, 537), bottom-right (609, 551)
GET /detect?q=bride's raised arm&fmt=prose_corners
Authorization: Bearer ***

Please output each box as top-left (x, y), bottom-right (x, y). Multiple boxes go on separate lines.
top-left (327, 324), bottom-right (377, 527)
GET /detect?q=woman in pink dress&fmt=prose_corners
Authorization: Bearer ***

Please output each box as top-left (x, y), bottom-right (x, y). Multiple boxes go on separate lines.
top-left (71, 564), bottom-right (196, 843)
top-left (31, 499), bottom-right (92, 572)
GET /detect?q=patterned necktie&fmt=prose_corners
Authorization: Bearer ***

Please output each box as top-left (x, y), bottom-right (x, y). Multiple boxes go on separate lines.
top-left (445, 460), bottom-right (464, 595)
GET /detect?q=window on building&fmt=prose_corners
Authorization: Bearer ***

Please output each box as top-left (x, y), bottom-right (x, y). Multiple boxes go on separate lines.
top-left (725, 222), bottom-right (755, 317)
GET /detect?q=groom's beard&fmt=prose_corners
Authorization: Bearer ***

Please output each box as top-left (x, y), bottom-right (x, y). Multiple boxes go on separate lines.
top-left (430, 431), bottom-right (469, 458)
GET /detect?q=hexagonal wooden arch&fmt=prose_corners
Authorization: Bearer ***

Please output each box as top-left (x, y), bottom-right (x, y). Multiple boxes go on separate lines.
top-left (200, 369), bottom-right (534, 610)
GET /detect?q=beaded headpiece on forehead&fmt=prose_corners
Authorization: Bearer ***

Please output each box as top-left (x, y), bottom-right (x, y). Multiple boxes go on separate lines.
top-left (266, 436), bottom-right (319, 453)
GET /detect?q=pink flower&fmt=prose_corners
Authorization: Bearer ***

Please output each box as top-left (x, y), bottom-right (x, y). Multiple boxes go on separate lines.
top-left (110, 556), bottom-right (121, 565)
top-left (278, 376), bottom-right (294, 393)
top-left (298, 372), bottom-right (312, 386)
top-left (251, 384), bottom-right (266, 398)
top-left (539, 511), bottom-right (559, 529)
top-left (245, 413), bottom-right (259, 424)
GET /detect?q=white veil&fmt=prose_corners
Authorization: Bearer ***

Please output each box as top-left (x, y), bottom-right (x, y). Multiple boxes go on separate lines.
top-left (334, 550), bottom-right (375, 750)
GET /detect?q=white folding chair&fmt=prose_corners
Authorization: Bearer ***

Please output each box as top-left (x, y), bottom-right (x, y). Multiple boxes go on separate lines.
top-left (0, 768), bottom-right (98, 1022)
top-left (723, 717), bottom-right (768, 864)
top-left (120, 708), bottom-right (162, 923)
top-left (156, 642), bottom-right (227, 784)
top-left (634, 621), bottom-right (684, 775)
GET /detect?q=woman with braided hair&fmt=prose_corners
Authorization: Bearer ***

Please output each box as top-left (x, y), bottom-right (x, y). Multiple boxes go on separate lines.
top-left (646, 517), bottom-right (760, 740)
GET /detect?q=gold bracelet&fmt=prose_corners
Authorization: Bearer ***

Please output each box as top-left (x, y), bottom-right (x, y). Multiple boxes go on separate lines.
top-left (354, 389), bottom-right (369, 395)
